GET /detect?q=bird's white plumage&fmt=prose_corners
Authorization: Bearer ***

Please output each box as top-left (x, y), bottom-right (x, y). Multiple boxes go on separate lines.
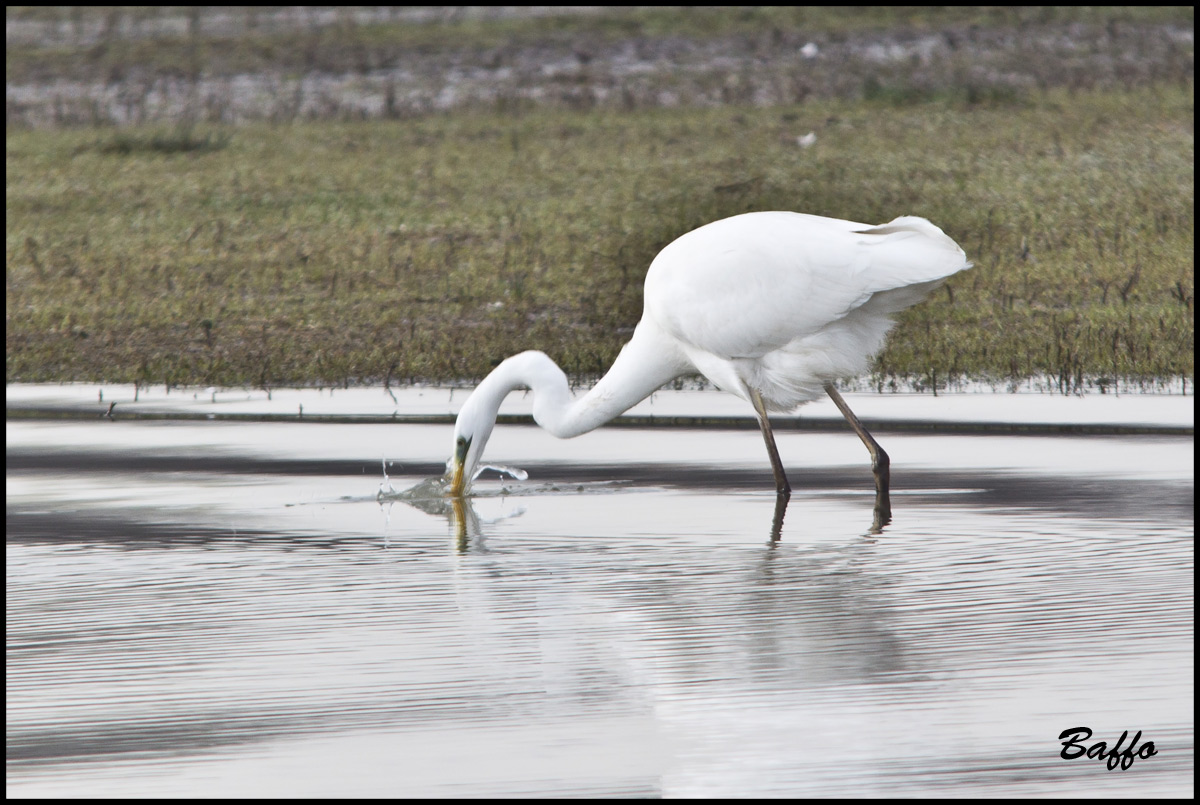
top-left (643, 212), bottom-right (969, 409)
top-left (447, 210), bottom-right (970, 492)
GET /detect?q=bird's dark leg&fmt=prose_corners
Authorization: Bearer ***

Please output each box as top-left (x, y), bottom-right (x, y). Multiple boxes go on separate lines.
top-left (749, 389), bottom-right (792, 497)
top-left (769, 490), bottom-right (789, 543)
top-left (823, 383), bottom-right (891, 531)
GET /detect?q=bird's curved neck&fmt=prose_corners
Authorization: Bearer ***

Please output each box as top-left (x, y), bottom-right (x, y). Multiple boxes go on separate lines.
top-left (472, 320), bottom-right (688, 438)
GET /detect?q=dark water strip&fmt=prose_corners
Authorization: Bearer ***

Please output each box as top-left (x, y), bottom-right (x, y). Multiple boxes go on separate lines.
top-left (7, 451), bottom-right (1194, 534)
top-left (7, 408), bottom-right (1192, 436)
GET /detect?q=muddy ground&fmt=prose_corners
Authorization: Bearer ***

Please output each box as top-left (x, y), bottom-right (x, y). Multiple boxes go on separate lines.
top-left (6, 7), bottom-right (1194, 127)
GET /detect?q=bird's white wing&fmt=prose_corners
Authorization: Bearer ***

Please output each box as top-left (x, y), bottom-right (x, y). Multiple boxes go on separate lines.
top-left (643, 211), bottom-right (969, 360)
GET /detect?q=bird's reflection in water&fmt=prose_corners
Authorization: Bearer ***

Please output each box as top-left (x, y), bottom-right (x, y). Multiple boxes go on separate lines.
top-left (448, 496), bottom-right (485, 552)
top-left (428, 489), bottom-right (909, 700)
top-left (386, 480), bottom-right (908, 692)
top-left (382, 477), bottom-right (486, 552)
top-left (389, 474), bottom-right (888, 551)
top-left (770, 490), bottom-right (887, 543)
top-left (869, 487), bottom-right (891, 535)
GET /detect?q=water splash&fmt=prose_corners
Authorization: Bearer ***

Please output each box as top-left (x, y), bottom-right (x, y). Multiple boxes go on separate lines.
top-left (472, 464), bottom-right (529, 482)
top-left (379, 457), bottom-right (397, 497)
top-left (372, 452), bottom-right (636, 508)
top-left (382, 474), bottom-right (449, 502)
top-left (375, 473), bottom-right (632, 505)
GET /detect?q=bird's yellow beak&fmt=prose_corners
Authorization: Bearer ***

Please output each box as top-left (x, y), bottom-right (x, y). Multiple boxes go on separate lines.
top-left (448, 436), bottom-right (471, 496)
top-left (449, 461), bottom-right (465, 496)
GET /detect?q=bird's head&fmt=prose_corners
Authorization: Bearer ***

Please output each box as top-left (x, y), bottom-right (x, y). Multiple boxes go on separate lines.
top-left (445, 390), bottom-right (497, 496)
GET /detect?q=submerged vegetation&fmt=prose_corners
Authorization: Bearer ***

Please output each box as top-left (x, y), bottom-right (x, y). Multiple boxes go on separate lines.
top-left (4, 7), bottom-right (1194, 392)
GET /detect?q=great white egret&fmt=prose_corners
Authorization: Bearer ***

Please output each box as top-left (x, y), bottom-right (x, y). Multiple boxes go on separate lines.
top-left (446, 211), bottom-right (970, 523)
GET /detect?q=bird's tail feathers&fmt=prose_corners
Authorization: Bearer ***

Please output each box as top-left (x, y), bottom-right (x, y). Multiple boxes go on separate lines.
top-left (853, 216), bottom-right (972, 298)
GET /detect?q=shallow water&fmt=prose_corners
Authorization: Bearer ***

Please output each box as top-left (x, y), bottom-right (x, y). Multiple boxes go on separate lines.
top-left (6, 417), bottom-right (1194, 796)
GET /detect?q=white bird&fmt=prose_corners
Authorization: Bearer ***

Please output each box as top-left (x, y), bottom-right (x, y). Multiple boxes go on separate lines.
top-left (446, 211), bottom-right (970, 524)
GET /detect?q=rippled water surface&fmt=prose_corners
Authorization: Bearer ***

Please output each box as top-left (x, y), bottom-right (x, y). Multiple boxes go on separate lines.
top-left (6, 417), bottom-right (1193, 796)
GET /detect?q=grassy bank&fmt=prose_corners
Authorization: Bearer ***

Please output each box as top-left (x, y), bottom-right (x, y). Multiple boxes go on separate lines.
top-left (5, 84), bottom-right (1194, 391)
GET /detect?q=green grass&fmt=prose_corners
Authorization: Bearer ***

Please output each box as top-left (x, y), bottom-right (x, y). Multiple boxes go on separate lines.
top-left (5, 85), bottom-right (1194, 391)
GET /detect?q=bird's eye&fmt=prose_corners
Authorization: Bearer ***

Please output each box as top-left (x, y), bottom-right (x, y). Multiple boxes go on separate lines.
top-left (456, 436), bottom-right (466, 446)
